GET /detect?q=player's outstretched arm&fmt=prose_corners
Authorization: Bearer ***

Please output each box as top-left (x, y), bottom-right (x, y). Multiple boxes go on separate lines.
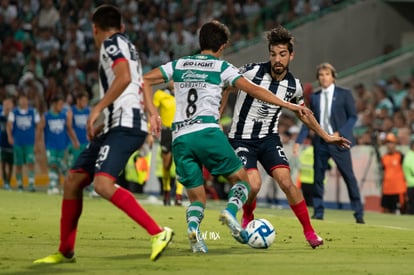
top-left (143, 67), bottom-right (166, 138)
top-left (234, 76), bottom-right (312, 117)
top-left (298, 113), bottom-right (351, 149)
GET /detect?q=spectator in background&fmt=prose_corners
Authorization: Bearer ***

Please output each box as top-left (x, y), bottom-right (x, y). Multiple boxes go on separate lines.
top-left (0, 97), bottom-right (14, 190)
top-left (44, 74), bottom-right (62, 108)
top-left (67, 91), bottom-right (89, 168)
top-left (354, 96), bottom-right (374, 144)
top-left (355, 111), bottom-right (375, 145)
top-left (35, 27), bottom-right (60, 60)
top-left (353, 83), bottom-right (373, 107)
top-left (379, 116), bottom-right (394, 136)
top-left (39, 94), bottom-right (79, 195)
top-left (19, 0), bottom-right (37, 30)
top-left (6, 92), bottom-right (40, 192)
top-left (397, 127), bottom-right (411, 146)
top-left (0, 0), bottom-right (18, 24)
top-left (169, 20), bottom-right (196, 59)
top-left (400, 82), bottom-right (414, 126)
top-left (65, 60), bottom-right (85, 92)
top-left (0, 37), bottom-right (23, 85)
top-left (18, 71), bottom-right (45, 114)
top-left (373, 81), bottom-right (394, 117)
top-left (62, 22), bottom-right (86, 56)
top-left (242, 0), bottom-right (263, 38)
top-left (23, 54), bottom-right (44, 80)
top-left (10, 17), bottom-right (31, 46)
top-left (388, 76), bottom-right (408, 112)
top-left (406, 109), bottom-right (414, 139)
top-left (381, 133), bottom-right (407, 214)
top-left (147, 40), bottom-right (170, 69)
top-left (403, 139), bottom-right (414, 214)
top-left (33, 0), bottom-right (60, 30)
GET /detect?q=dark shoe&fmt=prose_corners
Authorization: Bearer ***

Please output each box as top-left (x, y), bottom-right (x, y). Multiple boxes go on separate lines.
top-left (356, 218), bottom-right (365, 224)
top-left (163, 191), bottom-right (171, 206)
top-left (311, 215), bottom-right (323, 220)
top-left (174, 194), bottom-right (182, 206)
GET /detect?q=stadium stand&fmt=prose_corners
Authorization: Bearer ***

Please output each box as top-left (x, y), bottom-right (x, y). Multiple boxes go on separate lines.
top-left (0, 1), bottom-right (413, 211)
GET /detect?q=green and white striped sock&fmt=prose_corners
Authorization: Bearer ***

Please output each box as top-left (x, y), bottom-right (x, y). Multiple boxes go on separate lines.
top-left (226, 181), bottom-right (250, 216)
top-left (186, 201), bottom-right (205, 230)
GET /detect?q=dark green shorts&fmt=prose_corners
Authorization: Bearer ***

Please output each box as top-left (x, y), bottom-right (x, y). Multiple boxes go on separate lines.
top-left (67, 143), bottom-right (88, 168)
top-left (172, 127), bottom-right (243, 189)
top-left (46, 149), bottom-right (66, 167)
top-left (13, 145), bottom-right (35, 165)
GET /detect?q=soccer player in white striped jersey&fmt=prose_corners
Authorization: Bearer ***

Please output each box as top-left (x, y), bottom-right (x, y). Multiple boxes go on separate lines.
top-left (224, 25), bottom-right (350, 248)
top-left (143, 20), bottom-right (350, 253)
top-left (33, 4), bottom-right (173, 264)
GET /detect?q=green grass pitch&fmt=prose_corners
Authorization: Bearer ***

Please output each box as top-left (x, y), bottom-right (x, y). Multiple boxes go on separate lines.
top-left (1, 190), bottom-right (414, 275)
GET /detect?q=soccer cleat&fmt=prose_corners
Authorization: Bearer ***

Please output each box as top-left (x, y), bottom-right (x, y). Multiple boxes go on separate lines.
top-left (188, 227), bottom-right (208, 253)
top-left (305, 232), bottom-right (324, 249)
top-left (89, 190), bottom-right (100, 198)
top-left (47, 187), bottom-right (60, 195)
top-left (241, 213), bottom-right (254, 229)
top-left (150, 227), bottom-right (174, 261)
top-left (33, 252), bottom-right (76, 264)
top-left (219, 209), bottom-right (248, 244)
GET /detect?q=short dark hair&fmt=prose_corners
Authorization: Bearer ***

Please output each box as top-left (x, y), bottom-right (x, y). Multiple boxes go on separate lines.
top-left (75, 91), bottom-right (89, 100)
top-left (92, 4), bottom-right (122, 31)
top-left (266, 25), bottom-right (294, 53)
top-left (199, 20), bottom-right (230, 52)
top-left (51, 94), bottom-right (64, 103)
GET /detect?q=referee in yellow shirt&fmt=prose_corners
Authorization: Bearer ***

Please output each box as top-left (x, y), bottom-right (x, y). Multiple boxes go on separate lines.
top-left (153, 82), bottom-right (184, 205)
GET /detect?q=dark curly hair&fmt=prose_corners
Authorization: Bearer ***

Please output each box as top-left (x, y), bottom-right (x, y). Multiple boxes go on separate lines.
top-left (266, 25), bottom-right (294, 53)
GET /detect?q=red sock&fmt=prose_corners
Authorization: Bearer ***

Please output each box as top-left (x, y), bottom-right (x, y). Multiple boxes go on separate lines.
top-left (110, 187), bottom-right (162, 235)
top-left (242, 199), bottom-right (257, 217)
top-left (59, 199), bottom-right (83, 256)
top-left (290, 200), bottom-right (314, 234)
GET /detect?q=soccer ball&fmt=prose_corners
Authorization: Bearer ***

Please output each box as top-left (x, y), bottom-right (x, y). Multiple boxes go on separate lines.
top-left (245, 218), bottom-right (276, 249)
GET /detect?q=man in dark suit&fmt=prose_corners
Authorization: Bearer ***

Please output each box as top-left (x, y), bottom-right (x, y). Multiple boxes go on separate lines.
top-left (294, 62), bottom-right (365, 224)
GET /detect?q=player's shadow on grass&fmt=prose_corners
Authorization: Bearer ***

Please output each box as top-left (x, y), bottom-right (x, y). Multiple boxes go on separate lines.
top-left (101, 245), bottom-right (271, 261)
top-left (13, 265), bottom-right (81, 275)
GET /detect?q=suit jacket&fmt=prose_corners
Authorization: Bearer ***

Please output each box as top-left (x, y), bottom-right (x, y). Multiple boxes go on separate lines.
top-left (296, 85), bottom-right (357, 147)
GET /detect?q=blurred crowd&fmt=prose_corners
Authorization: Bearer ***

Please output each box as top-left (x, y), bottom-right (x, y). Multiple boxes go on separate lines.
top-left (352, 77), bottom-right (414, 147)
top-left (6, 0), bottom-right (410, 149)
top-left (0, 0), bottom-right (344, 114)
top-left (2, 0), bottom-right (411, 148)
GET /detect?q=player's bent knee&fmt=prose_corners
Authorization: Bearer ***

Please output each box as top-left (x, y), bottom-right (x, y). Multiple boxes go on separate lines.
top-left (64, 172), bottom-right (89, 190)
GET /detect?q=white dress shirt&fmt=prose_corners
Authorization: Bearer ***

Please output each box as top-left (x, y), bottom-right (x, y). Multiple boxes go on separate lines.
top-left (320, 84), bottom-right (335, 134)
